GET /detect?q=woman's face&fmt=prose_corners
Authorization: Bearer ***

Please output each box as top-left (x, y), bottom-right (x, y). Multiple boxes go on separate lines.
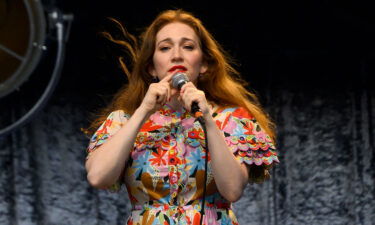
top-left (149, 22), bottom-right (207, 84)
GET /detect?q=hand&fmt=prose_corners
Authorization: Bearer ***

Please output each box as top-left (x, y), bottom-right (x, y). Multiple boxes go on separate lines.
top-left (139, 74), bottom-right (177, 114)
top-left (178, 82), bottom-right (212, 117)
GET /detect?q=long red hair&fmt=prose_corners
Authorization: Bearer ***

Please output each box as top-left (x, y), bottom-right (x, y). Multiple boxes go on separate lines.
top-left (84, 9), bottom-right (277, 182)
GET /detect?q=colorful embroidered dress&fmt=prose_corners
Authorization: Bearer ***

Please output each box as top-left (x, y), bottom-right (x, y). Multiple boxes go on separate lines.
top-left (86, 104), bottom-right (279, 225)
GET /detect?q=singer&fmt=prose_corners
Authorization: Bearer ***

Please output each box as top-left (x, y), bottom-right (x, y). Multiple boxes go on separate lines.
top-left (84, 9), bottom-right (279, 225)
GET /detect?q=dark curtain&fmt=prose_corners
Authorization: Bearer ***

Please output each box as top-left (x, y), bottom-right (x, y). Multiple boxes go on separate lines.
top-left (1, 86), bottom-right (374, 225)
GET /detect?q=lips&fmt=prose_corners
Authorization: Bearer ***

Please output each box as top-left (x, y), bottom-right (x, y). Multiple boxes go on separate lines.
top-left (168, 65), bottom-right (187, 73)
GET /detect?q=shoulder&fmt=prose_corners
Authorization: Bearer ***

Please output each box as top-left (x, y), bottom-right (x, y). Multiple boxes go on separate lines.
top-left (86, 110), bottom-right (130, 156)
top-left (214, 106), bottom-right (254, 120)
top-left (105, 110), bottom-right (130, 123)
top-left (95, 110), bottom-right (130, 134)
top-left (213, 106), bottom-right (258, 134)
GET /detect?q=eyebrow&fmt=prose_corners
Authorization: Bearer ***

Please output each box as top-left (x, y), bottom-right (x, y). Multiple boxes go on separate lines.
top-left (157, 37), bottom-right (196, 46)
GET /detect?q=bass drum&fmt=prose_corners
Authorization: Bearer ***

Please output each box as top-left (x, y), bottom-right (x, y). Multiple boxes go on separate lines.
top-left (0, 0), bottom-right (46, 98)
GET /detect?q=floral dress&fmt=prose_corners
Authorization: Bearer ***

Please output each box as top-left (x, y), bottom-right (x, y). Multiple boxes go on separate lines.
top-left (86, 104), bottom-right (279, 225)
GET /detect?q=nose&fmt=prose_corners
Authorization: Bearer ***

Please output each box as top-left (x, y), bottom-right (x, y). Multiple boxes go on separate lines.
top-left (171, 48), bottom-right (183, 63)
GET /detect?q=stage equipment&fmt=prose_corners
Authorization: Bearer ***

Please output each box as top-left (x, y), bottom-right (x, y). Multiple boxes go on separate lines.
top-left (0, 0), bottom-right (73, 137)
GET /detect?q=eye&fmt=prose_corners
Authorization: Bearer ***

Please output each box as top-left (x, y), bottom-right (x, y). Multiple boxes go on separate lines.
top-left (159, 46), bottom-right (170, 52)
top-left (183, 45), bottom-right (194, 50)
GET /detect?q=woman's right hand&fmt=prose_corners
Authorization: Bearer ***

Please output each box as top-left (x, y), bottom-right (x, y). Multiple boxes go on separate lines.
top-left (139, 73), bottom-right (175, 114)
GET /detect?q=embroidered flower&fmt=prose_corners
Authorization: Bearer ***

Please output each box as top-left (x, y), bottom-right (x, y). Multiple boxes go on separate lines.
top-left (133, 151), bottom-right (151, 179)
top-left (150, 149), bottom-right (167, 166)
top-left (150, 111), bottom-right (172, 125)
top-left (140, 120), bottom-right (163, 132)
top-left (187, 128), bottom-right (204, 140)
top-left (215, 113), bottom-right (231, 130)
top-left (232, 107), bottom-right (253, 119)
top-left (222, 119), bottom-right (237, 134)
top-left (243, 120), bottom-right (255, 135)
top-left (168, 155), bottom-right (180, 166)
top-left (186, 149), bottom-right (206, 174)
top-left (181, 117), bottom-right (195, 129)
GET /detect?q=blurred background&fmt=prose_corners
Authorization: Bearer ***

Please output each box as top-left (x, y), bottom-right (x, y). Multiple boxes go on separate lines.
top-left (0, 0), bottom-right (374, 224)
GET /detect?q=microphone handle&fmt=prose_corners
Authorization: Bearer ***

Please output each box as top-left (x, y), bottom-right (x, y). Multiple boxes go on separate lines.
top-left (175, 79), bottom-right (203, 118)
top-left (191, 101), bottom-right (203, 118)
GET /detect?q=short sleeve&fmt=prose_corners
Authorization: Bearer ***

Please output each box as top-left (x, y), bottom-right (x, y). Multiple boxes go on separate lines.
top-left (218, 107), bottom-right (279, 167)
top-left (86, 110), bottom-right (130, 157)
top-left (86, 110), bottom-right (130, 192)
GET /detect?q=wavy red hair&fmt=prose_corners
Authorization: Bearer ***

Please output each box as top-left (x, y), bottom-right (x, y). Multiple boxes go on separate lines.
top-left (84, 9), bottom-right (277, 182)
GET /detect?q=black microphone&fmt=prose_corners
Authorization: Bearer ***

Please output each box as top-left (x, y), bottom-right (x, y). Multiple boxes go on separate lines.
top-left (172, 72), bottom-right (203, 119)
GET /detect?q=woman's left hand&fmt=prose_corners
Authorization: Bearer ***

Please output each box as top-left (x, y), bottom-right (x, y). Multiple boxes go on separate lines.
top-left (178, 82), bottom-right (212, 118)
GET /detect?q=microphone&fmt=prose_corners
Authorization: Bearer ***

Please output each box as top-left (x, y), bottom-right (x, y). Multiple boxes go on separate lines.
top-left (172, 72), bottom-right (203, 119)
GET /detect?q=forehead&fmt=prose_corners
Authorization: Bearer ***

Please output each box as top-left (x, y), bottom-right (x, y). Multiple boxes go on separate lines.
top-left (156, 22), bottom-right (198, 42)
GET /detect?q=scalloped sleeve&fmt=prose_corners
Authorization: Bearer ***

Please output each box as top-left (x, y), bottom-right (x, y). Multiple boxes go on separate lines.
top-left (86, 110), bottom-right (130, 191)
top-left (219, 107), bottom-right (279, 167)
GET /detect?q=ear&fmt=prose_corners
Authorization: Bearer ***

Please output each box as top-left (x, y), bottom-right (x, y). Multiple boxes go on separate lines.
top-left (200, 62), bottom-right (208, 74)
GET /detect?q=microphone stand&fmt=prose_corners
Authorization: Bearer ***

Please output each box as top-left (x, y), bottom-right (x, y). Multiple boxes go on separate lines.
top-left (192, 105), bottom-right (208, 225)
top-left (199, 118), bottom-right (208, 225)
top-left (172, 74), bottom-right (208, 224)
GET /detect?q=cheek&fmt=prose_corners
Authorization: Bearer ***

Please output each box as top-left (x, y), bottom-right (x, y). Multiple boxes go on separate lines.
top-left (152, 54), bottom-right (161, 68)
top-left (152, 54), bottom-right (165, 72)
top-left (191, 55), bottom-right (204, 71)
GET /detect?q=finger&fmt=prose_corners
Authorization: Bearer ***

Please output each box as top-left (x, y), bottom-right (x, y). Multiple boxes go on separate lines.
top-left (162, 82), bottom-right (171, 102)
top-left (153, 86), bottom-right (163, 100)
top-left (158, 83), bottom-right (170, 102)
top-left (188, 99), bottom-right (198, 112)
top-left (159, 73), bottom-right (175, 83)
top-left (180, 82), bottom-right (195, 94)
top-left (183, 86), bottom-right (196, 97)
top-left (186, 91), bottom-right (206, 111)
top-left (155, 89), bottom-right (166, 104)
top-left (164, 86), bottom-right (169, 104)
top-left (162, 85), bottom-right (169, 104)
top-left (181, 91), bottom-right (192, 111)
top-left (157, 94), bottom-right (166, 106)
top-left (162, 88), bottom-right (169, 104)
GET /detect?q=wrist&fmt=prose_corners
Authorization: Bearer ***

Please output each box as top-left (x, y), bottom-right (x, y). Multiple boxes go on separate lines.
top-left (203, 112), bottom-right (216, 127)
top-left (135, 105), bottom-right (152, 121)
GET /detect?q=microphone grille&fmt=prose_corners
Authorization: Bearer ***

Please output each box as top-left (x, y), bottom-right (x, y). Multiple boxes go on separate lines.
top-left (172, 72), bottom-right (189, 89)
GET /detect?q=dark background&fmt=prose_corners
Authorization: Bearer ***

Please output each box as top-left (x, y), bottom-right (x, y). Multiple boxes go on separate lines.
top-left (57, 0), bottom-right (375, 100)
top-left (0, 0), bottom-right (374, 224)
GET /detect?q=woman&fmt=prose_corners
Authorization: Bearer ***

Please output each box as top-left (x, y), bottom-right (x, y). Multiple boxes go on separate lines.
top-left (85, 9), bottom-right (279, 225)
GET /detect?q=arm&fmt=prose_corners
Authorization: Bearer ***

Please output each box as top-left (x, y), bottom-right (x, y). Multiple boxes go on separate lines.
top-left (85, 106), bottom-right (150, 189)
top-left (85, 73), bottom-right (175, 189)
top-left (203, 113), bottom-right (249, 202)
top-left (179, 83), bottom-right (248, 202)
